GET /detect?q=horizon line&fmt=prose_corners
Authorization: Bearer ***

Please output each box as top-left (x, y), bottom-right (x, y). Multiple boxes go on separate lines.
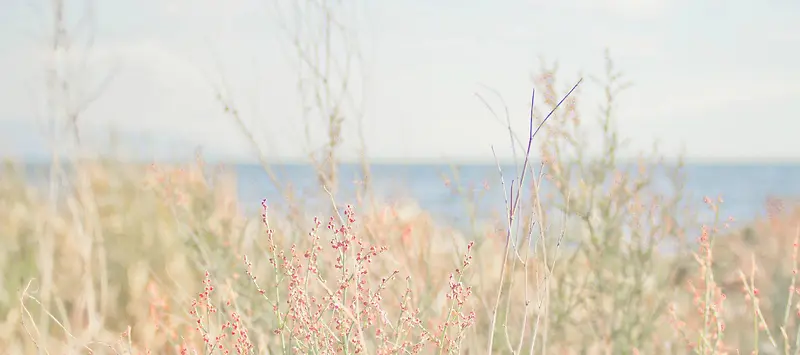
top-left (7, 155), bottom-right (800, 166)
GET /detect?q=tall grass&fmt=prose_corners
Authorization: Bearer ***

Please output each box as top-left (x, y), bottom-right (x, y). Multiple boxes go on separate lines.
top-left (2, 61), bottom-right (800, 354)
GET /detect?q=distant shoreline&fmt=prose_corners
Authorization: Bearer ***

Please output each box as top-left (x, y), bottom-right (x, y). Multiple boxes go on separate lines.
top-left (7, 158), bottom-right (800, 167)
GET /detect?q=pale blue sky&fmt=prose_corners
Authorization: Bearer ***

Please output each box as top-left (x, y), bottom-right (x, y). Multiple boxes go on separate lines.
top-left (0, 0), bottom-right (798, 162)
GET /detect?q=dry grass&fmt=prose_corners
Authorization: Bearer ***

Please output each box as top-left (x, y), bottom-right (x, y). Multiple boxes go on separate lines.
top-left (2, 62), bottom-right (799, 354)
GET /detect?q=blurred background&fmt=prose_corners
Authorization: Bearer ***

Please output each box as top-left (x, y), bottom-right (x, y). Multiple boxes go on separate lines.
top-left (2, 0), bottom-right (799, 224)
top-left (1, 0), bottom-right (799, 353)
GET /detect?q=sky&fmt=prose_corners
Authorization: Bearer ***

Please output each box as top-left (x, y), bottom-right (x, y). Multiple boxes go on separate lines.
top-left (0, 0), bottom-right (798, 163)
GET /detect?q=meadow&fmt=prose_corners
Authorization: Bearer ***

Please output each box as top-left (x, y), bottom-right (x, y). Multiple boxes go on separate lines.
top-left (2, 62), bottom-right (799, 355)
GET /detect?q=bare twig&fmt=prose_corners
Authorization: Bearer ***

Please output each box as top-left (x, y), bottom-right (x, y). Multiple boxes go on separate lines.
top-left (485, 79), bottom-right (581, 354)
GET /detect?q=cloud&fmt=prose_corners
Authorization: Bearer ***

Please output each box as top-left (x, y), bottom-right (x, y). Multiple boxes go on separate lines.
top-left (95, 40), bottom-right (205, 82)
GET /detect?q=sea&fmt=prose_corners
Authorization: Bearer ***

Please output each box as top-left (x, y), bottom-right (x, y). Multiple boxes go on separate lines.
top-left (11, 162), bottom-right (800, 230)
top-left (230, 162), bottom-right (800, 229)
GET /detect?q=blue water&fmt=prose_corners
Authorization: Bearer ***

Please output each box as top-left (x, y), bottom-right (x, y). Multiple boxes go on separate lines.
top-left (11, 162), bottom-right (800, 229)
top-left (232, 163), bottom-right (800, 228)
